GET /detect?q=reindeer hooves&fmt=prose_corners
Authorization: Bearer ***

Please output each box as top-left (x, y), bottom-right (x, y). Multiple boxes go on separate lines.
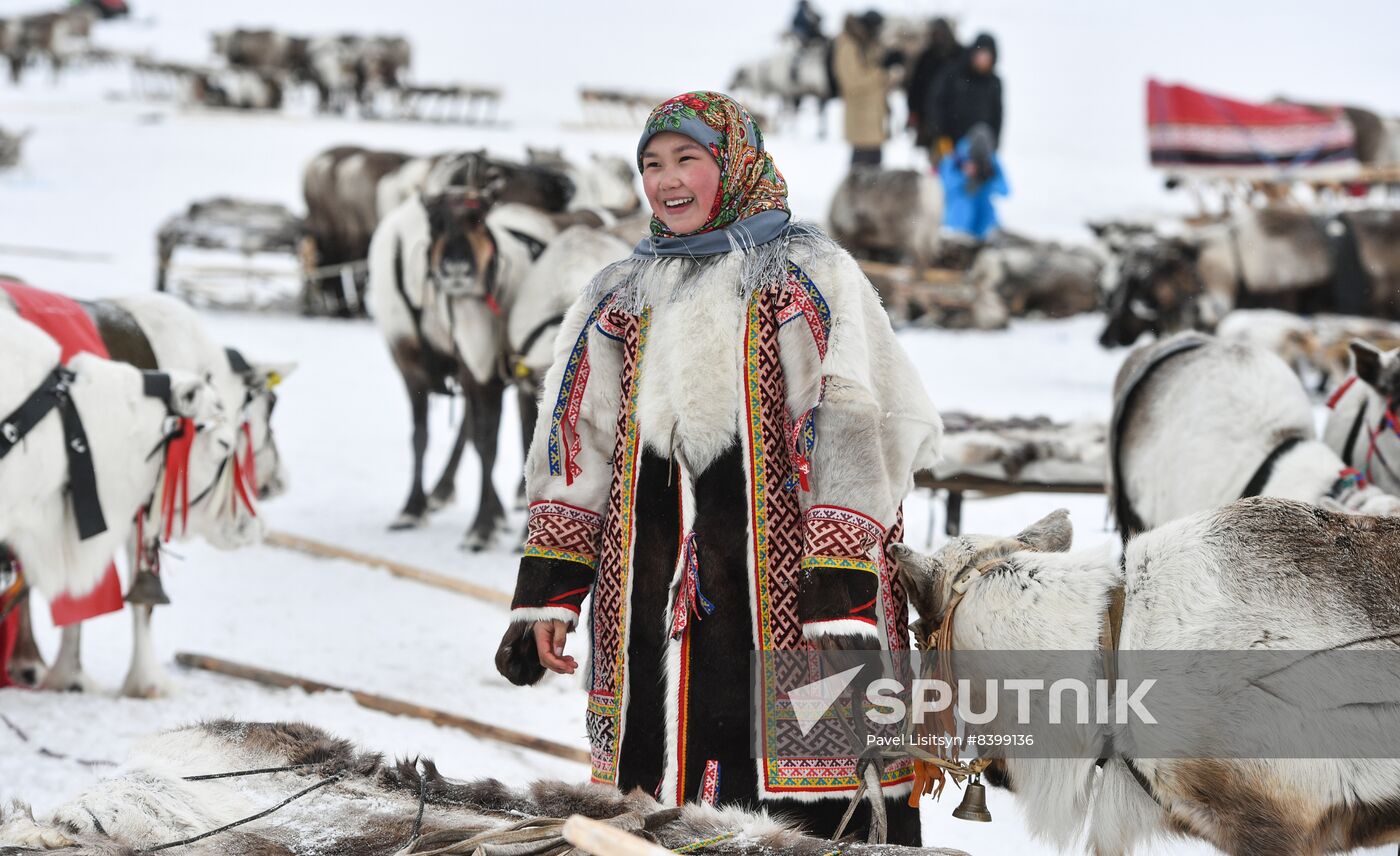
top-left (40, 671), bottom-right (99, 694)
top-left (389, 511), bottom-right (428, 531)
top-left (7, 660), bottom-right (46, 688)
top-left (121, 677), bottom-right (169, 700)
top-left (427, 490), bottom-right (455, 512)
top-left (459, 530), bottom-right (494, 553)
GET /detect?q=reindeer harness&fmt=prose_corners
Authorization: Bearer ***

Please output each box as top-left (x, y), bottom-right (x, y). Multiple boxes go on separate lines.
top-left (1328, 374), bottom-right (1400, 491)
top-left (918, 561), bottom-right (1164, 810)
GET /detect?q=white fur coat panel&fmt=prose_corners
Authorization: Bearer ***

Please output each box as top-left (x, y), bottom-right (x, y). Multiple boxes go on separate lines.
top-left (783, 243), bottom-right (943, 531)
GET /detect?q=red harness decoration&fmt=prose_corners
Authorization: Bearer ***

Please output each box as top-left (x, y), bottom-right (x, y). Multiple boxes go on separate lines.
top-left (1, 278), bottom-right (125, 626)
top-left (0, 562), bottom-right (24, 689)
top-left (1327, 375), bottom-right (1360, 410)
top-left (230, 422), bottom-right (259, 517)
top-left (1327, 375), bottom-right (1400, 485)
top-left (159, 417), bottom-right (197, 541)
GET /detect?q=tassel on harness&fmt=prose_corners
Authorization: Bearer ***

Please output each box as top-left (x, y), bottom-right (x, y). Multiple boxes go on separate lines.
top-left (159, 418), bottom-right (196, 541)
top-left (230, 422), bottom-right (258, 517)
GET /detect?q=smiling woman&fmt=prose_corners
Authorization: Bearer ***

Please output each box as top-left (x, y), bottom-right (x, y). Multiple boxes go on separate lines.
top-left (497, 90), bottom-right (942, 846)
top-left (641, 133), bottom-right (721, 235)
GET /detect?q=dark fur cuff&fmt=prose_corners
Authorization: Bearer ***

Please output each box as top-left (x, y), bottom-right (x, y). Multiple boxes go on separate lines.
top-left (798, 558), bottom-right (881, 639)
top-left (510, 555), bottom-right (596, 621)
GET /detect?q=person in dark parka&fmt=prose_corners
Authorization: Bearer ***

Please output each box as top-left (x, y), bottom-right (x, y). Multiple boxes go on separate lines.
top-left (924, 31), bottom-right (1002, 164)
top-left (905, 17), bottom-right (960, 147)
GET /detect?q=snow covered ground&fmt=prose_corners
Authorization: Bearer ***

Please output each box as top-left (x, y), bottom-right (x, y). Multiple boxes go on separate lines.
top-left (2, 1), bottom-right (1399, 854)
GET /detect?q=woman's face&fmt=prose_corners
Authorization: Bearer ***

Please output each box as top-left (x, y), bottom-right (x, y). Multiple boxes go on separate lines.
top-left (641, 131), bottom-right (721, 234)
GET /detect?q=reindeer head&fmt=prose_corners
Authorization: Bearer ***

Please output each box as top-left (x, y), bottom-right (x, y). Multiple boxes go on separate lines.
top-left (423, 151), bottom-right (507, 231)
top-left (590, 153), bottom-right (642, 212)
top-left (421, 151), bottom-right (509, 296)
top-left (889, 509), bottom-right (1073, 648)
top-left (1096, 226), bottom-right (1205, 349)
top-left (1349, 339), bottom-right (1400, 404)
top-left (229, 355), bottom-right (295, 501)
top-left (164, 371), bottom-right (262, 551)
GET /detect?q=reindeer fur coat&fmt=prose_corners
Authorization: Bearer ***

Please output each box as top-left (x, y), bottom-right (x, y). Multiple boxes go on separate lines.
top-left (502, 229), bottom-right (941, 825)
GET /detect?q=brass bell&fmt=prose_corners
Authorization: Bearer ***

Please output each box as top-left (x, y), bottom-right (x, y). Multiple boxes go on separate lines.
top-left (951, 774), bottom-right (993, 822)
top-left (125, 569), bottom-right (171, 606)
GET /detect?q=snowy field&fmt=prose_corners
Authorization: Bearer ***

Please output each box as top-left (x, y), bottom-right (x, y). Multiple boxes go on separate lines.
top-left (2, 1), bottom-right (1399, 854)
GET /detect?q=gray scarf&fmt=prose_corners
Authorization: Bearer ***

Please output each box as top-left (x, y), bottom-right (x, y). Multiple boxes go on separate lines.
top-left (630, 209), bottom-right (793, 260)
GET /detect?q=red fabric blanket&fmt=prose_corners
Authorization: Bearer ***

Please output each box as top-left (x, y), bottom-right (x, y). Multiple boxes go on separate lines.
top-left (1147, 79), bottom-right (1357, 175)
top-left (1, 278), bottom-right (126, 630)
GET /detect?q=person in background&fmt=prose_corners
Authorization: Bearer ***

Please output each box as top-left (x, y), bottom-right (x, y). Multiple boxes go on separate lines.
top-left (832, 10), bottom-right (889, 166)
top-left (939, 122), bottom-right (1007, 240)
top-left (790, 0), bottom-right (824, 46)
top-left (926, 31), bottom-right (1002, 166)
top-left (906, 17), bottom-right (960, 150)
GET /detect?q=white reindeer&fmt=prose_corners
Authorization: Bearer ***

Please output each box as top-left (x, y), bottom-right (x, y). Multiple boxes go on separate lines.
top-left (5, 292), bottom-right (291, 696)
top-left (367, 154), bottom-right (558, 546)
top-left (1110, 332), bottom-right (1400, 540)
top-left (507, 225), bottom-right (630, 399)
top-left (891, 502), bottom-right (1400, 855)
top-left (1322, 340), bottom-right (1400, 501)
top-left (1, 314), bottom-right (236, 683)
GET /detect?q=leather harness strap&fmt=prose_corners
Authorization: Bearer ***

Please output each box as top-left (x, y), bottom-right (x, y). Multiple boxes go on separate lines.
top-left (1095, 583), bottom-right (1163, 806)
top-left (1238, 436), bottom-right (1305, 499)
top-left (0, 366), bottom-right (107, 540)
top-left (1109, 335), bottom-right (1209, 540)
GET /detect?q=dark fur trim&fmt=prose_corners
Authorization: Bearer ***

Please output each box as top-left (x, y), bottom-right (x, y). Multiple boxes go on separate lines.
top-left (494, 620), bottom-right (547, 686)
top-left (798, 565), bottom-right (880, 626)
top-left (509, 556), bottom-right (596, 613)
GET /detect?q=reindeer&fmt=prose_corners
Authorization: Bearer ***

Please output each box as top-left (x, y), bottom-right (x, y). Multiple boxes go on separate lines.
top-left (729, 36), bottom-right (835, 136)
top-left (1, 290), bottom-right (290, 696)
top-left (303, 146), bottom-right (576, 317)
top-left (828, 168), bottom-right (943, 321)
top-left (1, 7), bottom-right (94, 84)
top-left (301, 145), bottom-right (414, 316)
top-left (367, 152), bottom-right (558, 549)
top-left (1322, 340), bottom-right (1400, 501)
top-left (524, 147), bottom-right (641, 216)
top-left (891, 501), bottom-right (1400, 856)
top-left (1, 314), bottom-right (237, 689)
top-left (0, 720), bottom-right (966, 856)
top-left (1096, 207), bottom-right (1400, 349)
top-left (508, 225), bottom-right (631, 400)
top-left (1110, 333), bottom-right (1400, 543)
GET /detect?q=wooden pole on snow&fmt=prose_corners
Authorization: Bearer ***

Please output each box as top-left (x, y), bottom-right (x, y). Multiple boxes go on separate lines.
top-left (262, 530), bottom-right (512, 607)
top-left (175, 652), bottom-right (590, 766)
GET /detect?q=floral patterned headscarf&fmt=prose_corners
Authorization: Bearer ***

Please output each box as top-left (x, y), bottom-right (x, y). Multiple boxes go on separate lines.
top-left (636, 91), bottom-right (789, 238)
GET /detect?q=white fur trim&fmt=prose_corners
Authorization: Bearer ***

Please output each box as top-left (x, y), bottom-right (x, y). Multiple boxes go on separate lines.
top-left (659, 462), bottom-right (696, 806)
top-left (756, 773), bottom-right (914, 803)
top-left (509, 606), bottom-right (579, 629)
top-left (800, 619), bottom-right (881, 642)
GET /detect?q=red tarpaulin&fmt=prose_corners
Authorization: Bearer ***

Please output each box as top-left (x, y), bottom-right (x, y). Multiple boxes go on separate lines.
top-left (0, 278), bottom-right (126, 630)
top-left (1147, 79), bottom-right (1357, 176)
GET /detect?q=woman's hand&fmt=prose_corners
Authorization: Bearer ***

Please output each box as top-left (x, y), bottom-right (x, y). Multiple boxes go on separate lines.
top-left (534, 620), bottom-right (578, 675)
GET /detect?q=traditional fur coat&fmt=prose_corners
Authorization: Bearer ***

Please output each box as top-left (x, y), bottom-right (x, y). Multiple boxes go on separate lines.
top-left (507, 228), bottom-right (941, 823)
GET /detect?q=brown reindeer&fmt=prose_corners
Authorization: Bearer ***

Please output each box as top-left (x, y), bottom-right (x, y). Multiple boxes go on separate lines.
top-left (300, 145), bottom-right (413, 316)
top-left (1097, 207), bottom-right (1400, 349)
